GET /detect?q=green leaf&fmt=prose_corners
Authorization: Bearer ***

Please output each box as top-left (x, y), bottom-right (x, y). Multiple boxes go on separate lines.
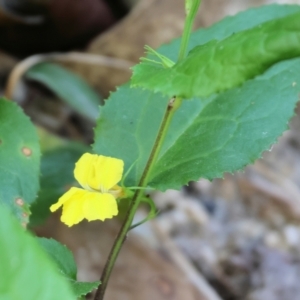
top-left (94, 58), bottom-right (300, 190)
top-left (30, 143), bottom-right (89, 226)
top-left (93, 83), bottom-right (209, 187)
top-left (142, 45), bottom-right (175, 68)
top-left (132, 9), bottom-right (300, 98)
top-left (93, 85), bottom-right (170, 187)
top-left (94, 5), bottom-right (300, 191)
top-left (160, 4), bottom-right (300, 61)
top-left (72, 281), bottom-right (100, 298)
top-left (0, 205), bottom-right (75, 299)
top-left (0, 99), bottom-right (40, 223)
top-left (26, 63), bottom-right (101, 121)
top-left (37, 237), bottom-right (100, 297)
top-left (37, 238), bottom-right (77, 279)
top-left (149, 59), bottom-right (300, 189)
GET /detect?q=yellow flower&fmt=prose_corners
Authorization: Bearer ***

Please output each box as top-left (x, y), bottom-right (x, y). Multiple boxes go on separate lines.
top-left (50, 153), bottom-right (124, 227)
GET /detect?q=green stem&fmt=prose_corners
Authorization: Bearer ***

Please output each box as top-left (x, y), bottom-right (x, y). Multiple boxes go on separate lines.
top-left (93, 188), bottom-right (143, 300)
top-left (178, 0), bottom-right (202, 61)
top-left (94, 97), bottom-right (182, 300)
top-left (94, 2), bottom-right (202, 298)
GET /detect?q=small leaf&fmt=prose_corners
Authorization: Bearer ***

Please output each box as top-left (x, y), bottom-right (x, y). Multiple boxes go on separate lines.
top-left (37, 237), bottom-right (100, 297)
top-left (26, 63), bottom-right (101, 121)
top-left (142, 46), bottom-right (175, 68)
top-left (132, 10), bottom-right (300, 98)
top-left (0, 99), bottom-right (40, 223)
top-left (0, 205), bottom-right (75, 299)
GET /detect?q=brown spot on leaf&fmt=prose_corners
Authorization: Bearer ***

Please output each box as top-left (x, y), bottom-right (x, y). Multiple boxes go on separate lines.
top-left (21, 222), bottom-right (27, 228)
top-left (15, 198), bottom-right (24, 206)
top-left (22, 147), bottom-right (32, 156)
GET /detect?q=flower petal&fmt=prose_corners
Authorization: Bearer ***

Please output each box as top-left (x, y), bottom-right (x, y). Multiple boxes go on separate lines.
top-left (93, 156), bottom-right (124, 190)
top-left (74, 153), bottom-right (97, 189)
top-left (50, 187), bottom-right (84, 212)
top-left (74, 153), bottom-right (124, 191)
top-left (82, 192), bottom-right (118, 221)
top-left (60, 189), bottom-right (88, 226)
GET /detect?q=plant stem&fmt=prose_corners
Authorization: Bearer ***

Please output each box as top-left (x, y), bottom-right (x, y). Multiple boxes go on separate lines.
top-left (178, 0), bottom-right (202, 61)
top-left (94, 97), bottom-right (182, 300)
top-left (94, 2), bottom-right (202, 298)
top-left (93, 188), bottom-right (142, 300)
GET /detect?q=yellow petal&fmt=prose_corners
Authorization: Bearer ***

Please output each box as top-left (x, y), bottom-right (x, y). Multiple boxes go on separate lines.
top-left (74, 153), bottom-right (124, 191)
top-left (74, 153), bottom-right (97, 189)
top-left (50, 187), bottom-right (84, 212)
top-left (60, 189), bottom-right (88, 226)
top-left (94, 156), bottom-right (124, 190)
top-left (82, 192), bottom-right (118, 221)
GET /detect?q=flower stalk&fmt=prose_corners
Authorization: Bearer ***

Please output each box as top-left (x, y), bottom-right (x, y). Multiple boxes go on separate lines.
top-left (94, 2), bottom-right (201, 298)
top-left (94, 96), bottom-right (182, 300)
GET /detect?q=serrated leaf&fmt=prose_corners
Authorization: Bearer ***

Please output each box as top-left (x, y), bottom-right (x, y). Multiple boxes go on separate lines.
top-left (160, 4), bottom-right (300, 61)
top-left (26, 63), bottom-right (101, 121)
top-left (149, 59), bottom-right (300, 189)
top-left (0, 205), bottom-right (75, 299)
top-left (30, 143), bottom-right (89, 226)
top-left (71, 281), bottom-right (100, 298)
top-left (94, 58), bottom-right (300, 190)
top-left (0, 99), bottom-right (40, 223)
top-left (37, 238), bottom-right (77, 279)
top-left (93, 83), bottom-right (211, 187)
top-left (94, 5), bottom-right (300, 191)
top-left (93, 85), bottom-right (171, 186)
top-left (37, 237), bottom-right (100, 297)
top-left (132, 10), bottom-right (300, 98)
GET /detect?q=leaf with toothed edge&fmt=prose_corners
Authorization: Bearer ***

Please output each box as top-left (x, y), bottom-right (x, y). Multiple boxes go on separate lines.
top-left (37, 238), bottom-right (100, 297)
top-left (148, 59), bottom-right (300, 189)
top-left (94, 5), bottom-right (300, 191)
top-left (132, 10), bottom-right (300, 99)
top-left (159, 4), bottom-right (300, 61)
top-left (94, 84), bottom-right (171, 187)
top-left (94, 59), bottom-right (300, 191)
top-left (0, 99), bottom-right (40, 224)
